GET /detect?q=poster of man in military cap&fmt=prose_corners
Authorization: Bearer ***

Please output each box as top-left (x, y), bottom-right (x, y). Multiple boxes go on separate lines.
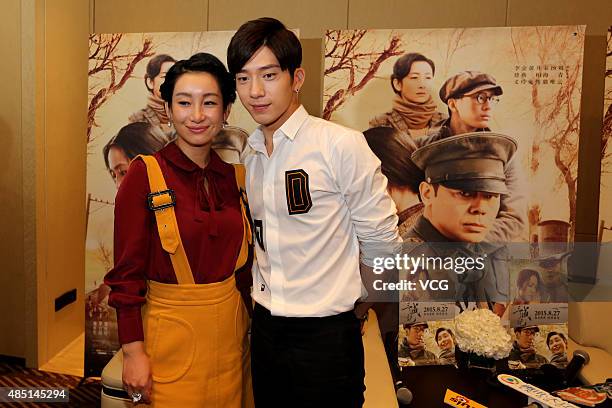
top-left (323, 26), bottom-right (584, 369)
top-left (85, 31), bottom-right (257, 377)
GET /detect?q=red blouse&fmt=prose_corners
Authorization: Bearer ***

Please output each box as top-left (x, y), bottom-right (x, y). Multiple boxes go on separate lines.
top-left (105, 142), bottom-right (251, 344)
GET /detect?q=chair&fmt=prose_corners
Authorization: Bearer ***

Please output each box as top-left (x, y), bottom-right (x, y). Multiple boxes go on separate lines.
top-left (568, 301), bottom-right (612, 384)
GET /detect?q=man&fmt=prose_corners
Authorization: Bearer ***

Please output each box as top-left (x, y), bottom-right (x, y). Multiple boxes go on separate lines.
top-left (538, 254), bottom-right (569, 303)
top-left (227, 18), bottom-right (400, 407)
top-left (398, 322), bottom-right (437, 365)
top-left (509, 326), bottom-right (549, 368)
top-left (416, 71), bottom-right (527, 242)
top-left (435, 327), bottom-right (457, 365)
top-left (546, 331), bottom-right (569, 368)
top-left (405, 132), bottom-right (517, 309)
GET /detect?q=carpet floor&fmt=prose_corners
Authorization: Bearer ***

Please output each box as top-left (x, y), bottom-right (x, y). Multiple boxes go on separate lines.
top-left (0, 363), bottom-right (100, 407)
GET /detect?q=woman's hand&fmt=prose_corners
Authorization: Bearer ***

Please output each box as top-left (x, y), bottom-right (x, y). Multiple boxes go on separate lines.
top-left (122, 341), bottom-right (153, 404)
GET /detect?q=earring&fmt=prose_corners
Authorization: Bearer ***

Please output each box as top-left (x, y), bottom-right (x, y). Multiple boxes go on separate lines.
top-left (222, 121), bottom-right (228, 129)
top-left (294, 88), bottom-right (300, 94)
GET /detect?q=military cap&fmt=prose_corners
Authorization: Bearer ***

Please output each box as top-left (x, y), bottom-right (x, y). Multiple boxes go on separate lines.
top-left (535, 220), bottom-right (572, 262)
top-left (411, 132), bottom-right (517, 195)
top-left (514, 325), bottom-right (540, 333)
top-left (439, 71), bottom-right (503, 104)
top-left (403, 321), bottom-right (429, 330)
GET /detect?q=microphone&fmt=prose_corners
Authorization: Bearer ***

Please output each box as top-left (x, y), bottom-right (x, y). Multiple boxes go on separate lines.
top-left (395, 380), bottom-right (413, 405)
top-left (564, 350), bottom-right (590, 384)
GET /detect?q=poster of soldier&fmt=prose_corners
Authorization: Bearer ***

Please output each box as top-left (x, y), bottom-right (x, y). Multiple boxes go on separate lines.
top-left (323, 26), bottom-right (584, 368)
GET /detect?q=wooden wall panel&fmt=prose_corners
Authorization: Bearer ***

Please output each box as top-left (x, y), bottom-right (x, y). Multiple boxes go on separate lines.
top-left (41, 0), bottom-right (89, 362)
top-left (348, 0), bottom-right (507, 29)
top-left (208, 0), bottom-right (348, 38)
top-left (0, 0), bottom-right (25, 359)
top-left (94, 0), bottom-right (207, 33)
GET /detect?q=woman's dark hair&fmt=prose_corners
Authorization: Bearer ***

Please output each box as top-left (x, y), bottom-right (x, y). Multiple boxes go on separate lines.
top-left (160, 52), bottom-right (236, 109)
top-left (516, 268), bottom-right (542, 292)
top-left (391, 53), bottom-right (435, 94)
top-left (363, 127), bottom-right (423, 193)
top-left (546, 331), bottom-right (567, 348)
top-left (227, 17), bottom-right (302, 77)
top-left (144, 54), bottom-right (176, 93)
top-left (103, 122), bottom-right (166, 170)
top-left (435, 327), bottom-right (455, 344)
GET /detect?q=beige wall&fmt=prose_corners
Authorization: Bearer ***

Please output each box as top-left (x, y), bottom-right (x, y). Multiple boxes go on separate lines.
top-left (0, 0), bottom-right (25, 360)
top-left (1, 0), bottom-right (88, 366)
top-left (2, 0), bottom-right (610, 365)
top-left (41, 0), bottom-right (89, 364)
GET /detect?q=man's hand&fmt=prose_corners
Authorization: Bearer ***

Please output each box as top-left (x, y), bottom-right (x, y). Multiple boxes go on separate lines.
top-left (354, 301), bottom-right (373, 335)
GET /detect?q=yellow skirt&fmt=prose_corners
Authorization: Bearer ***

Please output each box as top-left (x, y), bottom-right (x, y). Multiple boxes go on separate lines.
top-left (141, 276), bottom-right (253, 408)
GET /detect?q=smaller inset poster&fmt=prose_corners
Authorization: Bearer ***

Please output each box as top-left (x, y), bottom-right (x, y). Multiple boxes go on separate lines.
top-left (508, 324), bottom-right (569, 370)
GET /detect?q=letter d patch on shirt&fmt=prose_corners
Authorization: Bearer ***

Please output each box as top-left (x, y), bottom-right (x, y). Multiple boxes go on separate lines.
top-left (285, 169), bottom-right (312, 215)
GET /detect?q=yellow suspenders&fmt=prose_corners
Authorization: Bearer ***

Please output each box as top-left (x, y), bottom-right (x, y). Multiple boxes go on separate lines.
top-left (136, 155), bottom-right (252, 285)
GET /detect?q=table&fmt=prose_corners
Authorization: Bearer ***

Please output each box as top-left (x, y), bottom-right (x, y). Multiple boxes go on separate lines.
top-left (400, 365), bottom-right (525, 407)
top-left (400, 365), bottom-right (612, 407)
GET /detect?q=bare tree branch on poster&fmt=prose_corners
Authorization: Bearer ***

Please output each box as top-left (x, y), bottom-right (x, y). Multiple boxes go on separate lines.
top-left (88, 34), bottom-right (154, 144)
top-left (441, 28), bottom-right (467, 75)
top-left (512, 27), bottom-right (583, 237)
top-left (96, 241), bottom-right (113, 273)
top-left (602, 105), bottom-right (612, 173)
top-left (601, 27), bottom-right (612, 175)
top-left (323, 30), bottom-right (403, 120)
top-left (606, 26), bottom-right (612, 73)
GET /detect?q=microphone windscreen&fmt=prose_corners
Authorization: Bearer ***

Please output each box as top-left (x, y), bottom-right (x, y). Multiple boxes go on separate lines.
top-left (396, 386), bottom-right (413, 405)
top-left (573, 349), bottom-right (590, 365)
top-left (564, 349), bottom-right (591, 383)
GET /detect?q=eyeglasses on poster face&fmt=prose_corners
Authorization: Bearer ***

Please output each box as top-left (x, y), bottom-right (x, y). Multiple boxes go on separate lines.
top-left (465, 93), bottom-right (500, 105)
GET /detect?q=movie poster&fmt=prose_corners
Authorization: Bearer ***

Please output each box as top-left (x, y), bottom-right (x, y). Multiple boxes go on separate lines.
top-left (599, 26), bottom-right (612, 243)
top-left (323, 26), bottom-right (584, 369)
top-left (85, 31), bottom-right (256, 377)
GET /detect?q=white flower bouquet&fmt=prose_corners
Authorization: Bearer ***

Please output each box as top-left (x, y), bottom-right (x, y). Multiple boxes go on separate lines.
top-left (454, 308), bottom-right (513, 362)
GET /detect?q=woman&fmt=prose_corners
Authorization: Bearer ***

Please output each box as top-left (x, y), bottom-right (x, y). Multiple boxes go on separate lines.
top-left (435, 327), bottom-right (456, 365)
top-left (105, 53), bottom-right (253, 407)
top-left (514, 268), bottom-right (542, 304)
top-left (129, 54), bottom-right (177, 142)
top-left (363, 126), bottom-right (424, 238)
top-left (103, 122), bottom-right (166, 189)
top-left (370, 53), bottom-right (446, 138)
top-left (546, 331), bottom-right (569, 368)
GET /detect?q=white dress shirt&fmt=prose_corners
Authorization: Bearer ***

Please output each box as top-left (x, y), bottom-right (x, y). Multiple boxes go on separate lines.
top-left (245, 106), bottom-right (400, 317)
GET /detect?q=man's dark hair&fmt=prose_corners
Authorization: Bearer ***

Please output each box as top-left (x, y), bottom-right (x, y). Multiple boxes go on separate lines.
top-left (391, 53), bottom-right (436, 95)
top-left (363, 126), bottom-right (422, 193)
top-left (227, 17), bottom-right (302, 76)
top-left (144, 54), bottom-right (176, 93)
top-left (160, 52), bottom-right (236, 109)
top-left (546, 331), bottom-right (567, 348)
